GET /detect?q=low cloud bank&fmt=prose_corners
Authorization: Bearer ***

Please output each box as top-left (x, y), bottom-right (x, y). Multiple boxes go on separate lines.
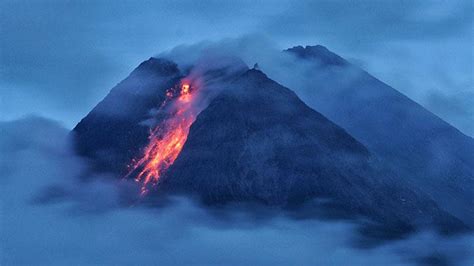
top-left (1, 116), bottom-right (472, 265)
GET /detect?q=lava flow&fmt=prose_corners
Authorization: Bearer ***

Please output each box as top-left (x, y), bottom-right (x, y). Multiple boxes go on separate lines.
top-left (126, 79), bottom-right (199, 195)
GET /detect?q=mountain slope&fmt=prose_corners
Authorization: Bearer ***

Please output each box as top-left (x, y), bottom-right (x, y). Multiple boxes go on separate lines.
top-left (73, 58), bottom-right (182, 175)
top-left (285, 45), bottom-right (474, 224)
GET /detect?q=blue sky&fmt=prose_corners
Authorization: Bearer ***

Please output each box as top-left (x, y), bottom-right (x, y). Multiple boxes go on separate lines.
top-left (1, 0), bottom-right (472, 135)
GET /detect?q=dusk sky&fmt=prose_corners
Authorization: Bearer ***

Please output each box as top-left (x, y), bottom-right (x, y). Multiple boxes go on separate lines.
top-left (1, 0), bottom-right (472, 136)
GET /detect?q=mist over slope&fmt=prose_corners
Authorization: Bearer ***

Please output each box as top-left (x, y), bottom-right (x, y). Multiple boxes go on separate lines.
top-left (73, 58), bottom-right (182, 175)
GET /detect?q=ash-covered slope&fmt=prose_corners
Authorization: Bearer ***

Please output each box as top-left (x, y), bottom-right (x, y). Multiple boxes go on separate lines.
top-left (285, 45), bottom-right (474, 224)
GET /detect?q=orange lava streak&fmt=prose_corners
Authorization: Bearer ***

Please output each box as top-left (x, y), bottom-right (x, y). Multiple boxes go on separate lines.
top-left (126, 80), bottom-right (198, 195)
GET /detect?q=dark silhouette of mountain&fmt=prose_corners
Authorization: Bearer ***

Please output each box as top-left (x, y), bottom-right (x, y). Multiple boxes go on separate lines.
top-left (73, 57), bottom-right (467, 242)
top-left (286, 45), bottom-right (474, 225)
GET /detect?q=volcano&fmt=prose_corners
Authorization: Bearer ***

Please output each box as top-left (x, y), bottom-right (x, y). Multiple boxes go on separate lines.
top-left (73, 53), bottom-right (468, 239)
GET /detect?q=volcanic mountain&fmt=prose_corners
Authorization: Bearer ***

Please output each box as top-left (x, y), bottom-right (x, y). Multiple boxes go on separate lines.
top-left (285, 45), bottom-right (474, 225)
top-left (73, 55), bottom-right (467, 239)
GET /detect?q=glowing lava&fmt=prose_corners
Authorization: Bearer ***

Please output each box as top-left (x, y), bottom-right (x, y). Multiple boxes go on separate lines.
top-left (126, 80), bottom-right (199, 195)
